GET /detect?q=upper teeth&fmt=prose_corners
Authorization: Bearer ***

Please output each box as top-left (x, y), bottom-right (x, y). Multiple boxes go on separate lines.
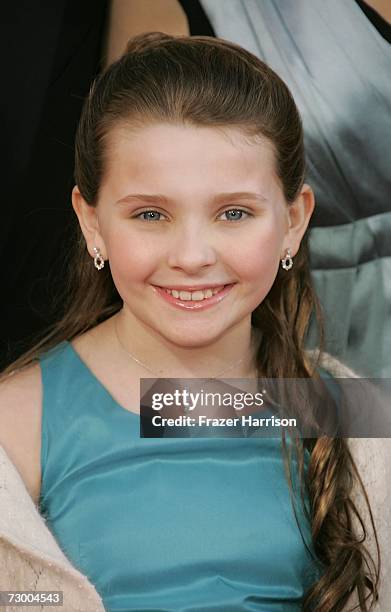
top-left (164, 286), bottom-right (225, 301)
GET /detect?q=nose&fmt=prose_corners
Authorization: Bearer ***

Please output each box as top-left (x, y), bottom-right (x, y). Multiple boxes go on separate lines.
top-left (167, 221), bottom-right (217, 273)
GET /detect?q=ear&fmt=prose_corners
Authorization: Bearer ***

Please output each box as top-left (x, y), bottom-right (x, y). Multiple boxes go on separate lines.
top-left (71, 186), bottom-right (108, 260)
top-left (282, 183), bottom-right (315, 257)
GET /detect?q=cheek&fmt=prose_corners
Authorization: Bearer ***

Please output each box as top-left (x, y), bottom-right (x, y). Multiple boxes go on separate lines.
top-left (105, 227), bottom-right (159, 288)
top-left (229, 226), bottom-right (283, 283)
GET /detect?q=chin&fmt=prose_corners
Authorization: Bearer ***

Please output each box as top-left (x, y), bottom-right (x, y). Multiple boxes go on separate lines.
top-left (160, 328), bottom-right (222, 349)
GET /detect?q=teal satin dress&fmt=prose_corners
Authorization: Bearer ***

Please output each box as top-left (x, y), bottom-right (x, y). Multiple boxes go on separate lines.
top-left (38, 341), bottom-right (326, 611)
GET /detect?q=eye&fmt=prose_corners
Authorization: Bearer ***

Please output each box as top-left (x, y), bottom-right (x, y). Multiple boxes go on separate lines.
top-left (132, 208), bottom-right (252, 222)
top-left (133, 210), bottom-right (167, 222)
top-left (219, 208), bottom-right (252, 222)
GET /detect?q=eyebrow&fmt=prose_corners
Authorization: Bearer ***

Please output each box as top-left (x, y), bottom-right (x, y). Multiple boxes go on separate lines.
top-left (116, 191), bottom-right (268, 205)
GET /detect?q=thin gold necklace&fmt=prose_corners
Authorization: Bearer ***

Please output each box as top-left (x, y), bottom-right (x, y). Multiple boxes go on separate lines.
top-left (114, 315), bottom-right (246, 379)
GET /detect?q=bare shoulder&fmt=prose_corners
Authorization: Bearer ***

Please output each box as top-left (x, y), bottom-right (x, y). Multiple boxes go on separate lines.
top-left (0, 362), bottom-right (43, 506)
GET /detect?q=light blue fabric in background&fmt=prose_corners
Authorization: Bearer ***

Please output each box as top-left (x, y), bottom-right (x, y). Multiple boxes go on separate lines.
top-left (38, 341), bottom-right (330, 611)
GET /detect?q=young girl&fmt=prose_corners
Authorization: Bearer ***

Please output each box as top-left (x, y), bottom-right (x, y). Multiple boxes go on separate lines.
top-left (0, 32), bottom-right (386, 611)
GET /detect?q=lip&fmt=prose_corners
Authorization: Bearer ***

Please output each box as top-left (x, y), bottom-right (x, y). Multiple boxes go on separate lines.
top-left (151, 283), bottom-right (236, 310)
top-left (154, 284), bottom-right (230, 291)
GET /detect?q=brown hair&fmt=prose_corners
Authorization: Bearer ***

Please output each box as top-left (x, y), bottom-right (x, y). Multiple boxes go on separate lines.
top-left (1, 33), bottom-right (379, 609)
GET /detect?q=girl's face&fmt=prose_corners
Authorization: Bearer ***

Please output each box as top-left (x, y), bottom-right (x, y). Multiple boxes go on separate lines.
top-left (73, 123), bottom-right (314, 348)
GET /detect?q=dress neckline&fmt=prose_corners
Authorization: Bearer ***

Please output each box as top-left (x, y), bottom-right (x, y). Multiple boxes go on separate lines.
top-left (64, 340), bottom-right (140, 419)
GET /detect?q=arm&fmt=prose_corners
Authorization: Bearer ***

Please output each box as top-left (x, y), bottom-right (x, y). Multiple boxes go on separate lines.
top-left (0, 364), bottom-right (42, 506)
top-left (363, 0), bottom-right (391, 23)
top-left (102, 0), bottom-right (190, 68)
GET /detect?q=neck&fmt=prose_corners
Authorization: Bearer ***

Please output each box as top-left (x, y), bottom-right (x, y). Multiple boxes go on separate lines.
top-left (112, 307), bottom-right (261, 379)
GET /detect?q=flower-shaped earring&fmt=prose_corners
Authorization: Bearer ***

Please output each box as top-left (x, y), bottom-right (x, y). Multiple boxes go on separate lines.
top-left (93, 246), bottom-right (105, 270)
top-left (281, 248), bottom-right (293, 270)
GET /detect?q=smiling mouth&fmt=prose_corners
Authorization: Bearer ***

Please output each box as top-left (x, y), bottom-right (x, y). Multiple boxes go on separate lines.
top-left (158, 285), bottom-right (226, 301)
top-left (152, 283), bottom-right (235, 309)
